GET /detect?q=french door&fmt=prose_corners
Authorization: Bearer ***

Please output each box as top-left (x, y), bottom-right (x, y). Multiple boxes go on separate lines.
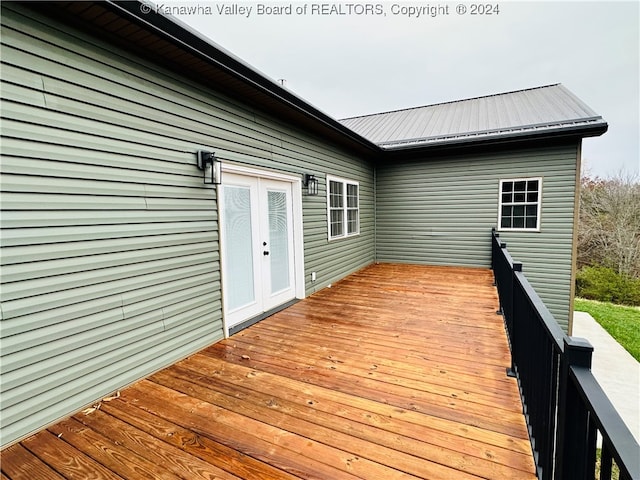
top-left (220, 173), bottom-right (296, 329)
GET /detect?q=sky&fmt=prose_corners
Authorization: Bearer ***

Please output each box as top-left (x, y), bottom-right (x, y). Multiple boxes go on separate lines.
top-left (171, 1), bottom-right (640, 178)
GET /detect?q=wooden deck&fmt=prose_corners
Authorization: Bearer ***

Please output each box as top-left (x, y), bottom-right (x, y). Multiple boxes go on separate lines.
top-left (1, 263), bottom-right (537, 480)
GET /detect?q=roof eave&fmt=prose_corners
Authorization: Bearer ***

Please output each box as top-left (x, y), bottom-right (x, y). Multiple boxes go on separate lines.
top-left (379, 121), bottom-right (609, 153)
top-left (33, 1), bottom-right (381, 157)
top-left (109, 1), bottom-right (382, 155)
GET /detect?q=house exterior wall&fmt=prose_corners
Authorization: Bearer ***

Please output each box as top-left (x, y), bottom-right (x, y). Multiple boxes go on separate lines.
top-left (375, 144), bottom-right (580, 330)
top-left (0, 4), bottom-right (373, 447)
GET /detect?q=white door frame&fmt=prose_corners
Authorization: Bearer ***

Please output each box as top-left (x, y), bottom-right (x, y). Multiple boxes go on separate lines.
top-left (218, 163), bottom-right (305, 337)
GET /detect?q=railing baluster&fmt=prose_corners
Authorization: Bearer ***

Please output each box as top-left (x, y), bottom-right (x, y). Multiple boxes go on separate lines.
top-left (600, 442), bottom-right (613, 480)
top-left (587, 417), bottom-right (598, 480)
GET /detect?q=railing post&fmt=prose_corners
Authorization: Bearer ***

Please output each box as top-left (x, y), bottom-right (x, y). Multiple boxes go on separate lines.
top-left (554, 337), bottom-right (595, 480)
top-left (491, 228), bottom-right (498, 286)
top-left (510, 260), bottom-right (522, 325)
top-left (496, 241), bottom-right (511, 316)
top-left (505, 261), bottom-right (522, 378)
top-left (496, 241), bottom-right (508, 315)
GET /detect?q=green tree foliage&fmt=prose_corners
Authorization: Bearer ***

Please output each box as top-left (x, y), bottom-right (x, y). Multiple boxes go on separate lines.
top-left (576, 266), bottom-right (640, 305)
top-left (577, 172), bottom-right (640, 304)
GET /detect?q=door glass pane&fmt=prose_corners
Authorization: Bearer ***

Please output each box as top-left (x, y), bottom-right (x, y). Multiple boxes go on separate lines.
top-left (268, 190), bottom-right (290, 293)
top-left (223, 185), bottom-right (255, 310)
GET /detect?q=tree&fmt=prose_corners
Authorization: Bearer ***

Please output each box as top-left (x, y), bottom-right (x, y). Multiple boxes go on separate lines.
top-left (578, 171), bottom-right (640, 279)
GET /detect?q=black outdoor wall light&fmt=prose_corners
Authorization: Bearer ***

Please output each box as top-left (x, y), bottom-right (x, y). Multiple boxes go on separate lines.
top-left (303, 174), bottom-right (319, 196)
top-left (197, 150), bottom-right (221, 185)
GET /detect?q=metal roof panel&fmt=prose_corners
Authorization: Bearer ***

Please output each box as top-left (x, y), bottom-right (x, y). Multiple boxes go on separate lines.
top-left (340, 84), bottom-right (606, 149)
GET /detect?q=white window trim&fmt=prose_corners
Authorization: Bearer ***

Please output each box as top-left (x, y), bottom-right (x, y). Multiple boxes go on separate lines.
top-left (498, 177), bottom-right (543, 232)
top-left (326, 175), bottom-right (360, 241)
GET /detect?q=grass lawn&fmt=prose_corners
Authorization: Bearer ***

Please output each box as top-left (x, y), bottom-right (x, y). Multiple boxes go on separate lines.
top-left (596, 448), bottom-right (621, 480)
top-left (575, 298), bottom-right (640, 362)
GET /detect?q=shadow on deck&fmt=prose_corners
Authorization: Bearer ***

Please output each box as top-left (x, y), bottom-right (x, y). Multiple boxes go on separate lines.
top-left (1, 263), bottom-right (537, 479)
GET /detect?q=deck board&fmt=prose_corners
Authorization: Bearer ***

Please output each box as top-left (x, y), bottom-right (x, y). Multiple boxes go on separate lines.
top-left (1, 264), bottom-right (537, 479)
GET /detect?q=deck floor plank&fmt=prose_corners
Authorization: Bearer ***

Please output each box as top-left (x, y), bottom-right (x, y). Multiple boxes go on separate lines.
top-left (209, 340), bottom-right (522, 418)
top-left (0, 443), bottom-right (66, 480)
top-left (99, 400), bottom-right (296, 480)
top-left (167, 356), bottom-right (534, 466)
top-left (156, 362), bottom-right (533, 479)
top-left (225, 328), bottom-right (518, 400)
top-left (149, 368), bottom-right (487, 480)
top-left (245, 318), bottom-right (513, 368)
top-left (20, 430), bottom-right (124, 480)
top-left (73, 408), bottom-right (243, 480)
top-left (1, 264), bottom-right (537, 479)
top-left (119, 380), bottom-right (374, 480)
top-left (201, 342), bottom-right (526, 437)
top-left (186, 348), bottom-right (533, 456)
top-left (226, 325), bottom-right (517, 395)
top-left (49, 417), bottom-right (183, 480)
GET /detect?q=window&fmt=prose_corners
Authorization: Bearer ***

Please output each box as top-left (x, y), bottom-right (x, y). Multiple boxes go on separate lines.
top-left (498, 178), bottom-right (542, 231)
top-left (327, 176), bottom-right (359, 240)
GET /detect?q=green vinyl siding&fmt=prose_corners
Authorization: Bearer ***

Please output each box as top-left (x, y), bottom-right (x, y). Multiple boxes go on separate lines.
top-left (376, 144), bottom-right (580, 330)
top-left (0, 4), bottom-right (373, 446)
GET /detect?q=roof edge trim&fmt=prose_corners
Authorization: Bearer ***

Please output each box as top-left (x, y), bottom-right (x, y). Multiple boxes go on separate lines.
top-left (380, 119), bottom-right (608, 151)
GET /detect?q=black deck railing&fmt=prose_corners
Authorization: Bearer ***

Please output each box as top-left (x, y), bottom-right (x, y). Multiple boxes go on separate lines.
top-left (491, 229), bottom-right (639, 480)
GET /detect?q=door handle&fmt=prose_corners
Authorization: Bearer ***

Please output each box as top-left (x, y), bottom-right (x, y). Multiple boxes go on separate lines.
top-left (263, 251), bottom-right (270, 256)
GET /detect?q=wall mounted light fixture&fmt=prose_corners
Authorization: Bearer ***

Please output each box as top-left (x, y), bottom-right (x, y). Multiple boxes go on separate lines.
top-left (197, 151), bottom-right (221, 185)
top-left (302, 174), bottom-right (319, 196)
